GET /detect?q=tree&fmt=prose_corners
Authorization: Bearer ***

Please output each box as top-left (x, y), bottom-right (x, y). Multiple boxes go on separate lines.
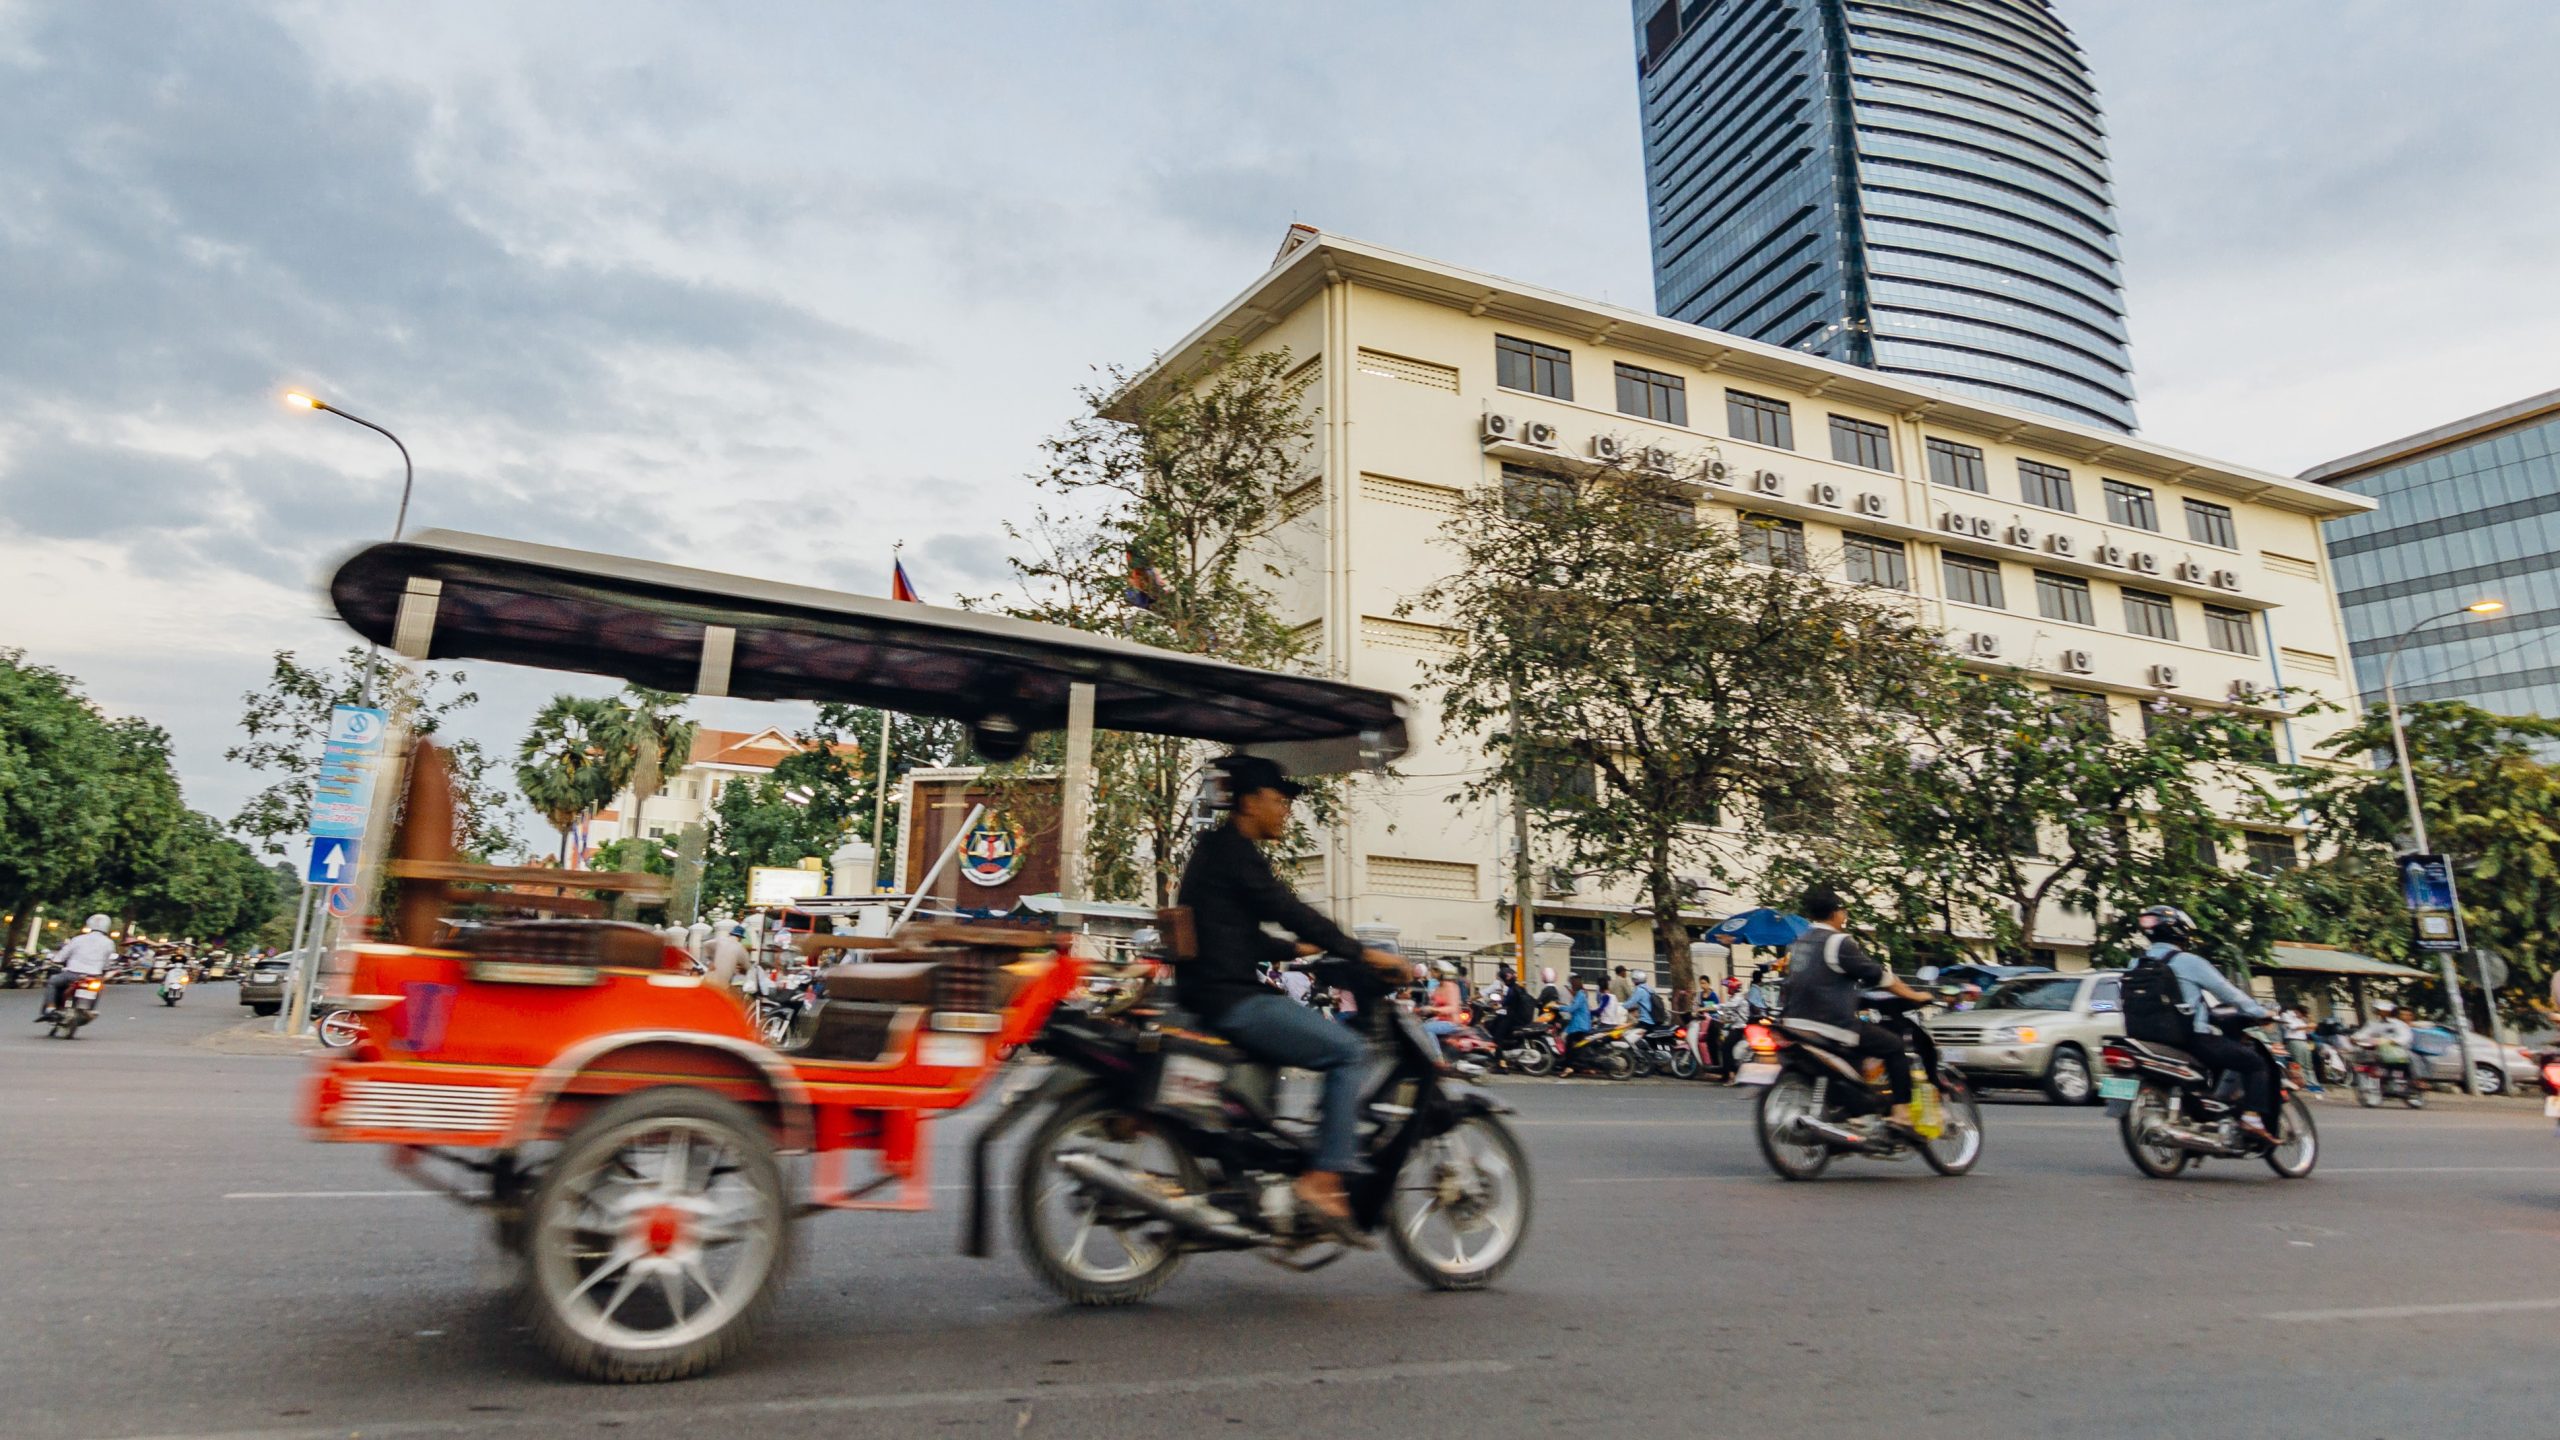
top-left (2296, 701), bottom-right (2560, 1021)
top-left (226, 648), bottom-right (514, 860)
top-left (1777, 673), bottom-right (2299, 971)
top-left (599, 686), bottom-right (700, 836)
top-left (516, 694), bottom-right (623, 864)
top-left (0, 650), bottom-right (127, 945)
top-left (128, 810), bottom-right (278, 943)
top-left (993, 338), bottom-right (1319, 903)
top-left (1413, 462), bottom-right (1951, 1001)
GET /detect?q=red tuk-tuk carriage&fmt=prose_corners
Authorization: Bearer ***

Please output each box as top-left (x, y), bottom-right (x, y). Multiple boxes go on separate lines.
top-left (301, 531), bottom-right (1508, 1383)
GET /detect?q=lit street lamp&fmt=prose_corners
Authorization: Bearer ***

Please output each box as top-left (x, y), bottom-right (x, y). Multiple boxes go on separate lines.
top-left (2379, 598), bottom-right (2503, 1091)
top-left (284, 391), bottom-right (416, 707)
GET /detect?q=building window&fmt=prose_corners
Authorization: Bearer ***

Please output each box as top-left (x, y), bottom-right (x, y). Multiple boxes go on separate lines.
top-left (1495, 335), bottom-right (1573, 400)
top-left (1926, 437), bottom-right (1987, 492)
top-left (1726, 389), bottom-right (1794, 449)
top-left (1523, 747), bottom-right (1598, 812)
top-left (2202, 604), bottom-right (2258, 655)
top-left (1943, 552), bottom-right (2006, 609)
top-left (2047, 688), bottom-right (2113, 734)
top-left (2034, 570), bottom-right (2094, 625)
top-left (1843, 533), bottom-right (1909, 589)
top-left (2122, 587), bottom-right (2178, 641)
top-left (1740, 513), bottom-right (1808, 570)
top-left (2184, 498), bottom-right (2238, 549)
top-left (2019, 459), bottom-right (2075, 513)
top-left (2104, 479), bottom-right (2159, 531)
top-left (1500, 463), bottom-right (1575, 517)
top-left (2245, 831), bottom-right (2299, 874)
top-left (1829, 415), bottom-right (1893, 472)
top-left (1614, 363), bottom-right (1687, 425)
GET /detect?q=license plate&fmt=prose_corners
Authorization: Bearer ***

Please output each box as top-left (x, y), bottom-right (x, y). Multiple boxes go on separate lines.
top-left (1737, 1061), bottom-right (1779, 1086)
top-left (1938, 1047), bottom-right (1969, 1065)
top-left (1155, 1053), bottom-right (1228, 1110)
top-left (919, 1035), bottom-right (984, 1070)
top-left (2099, 1076), bottom-right (2139, 1101)
top-left (2544, 1096), bottom-right (2559, 1119)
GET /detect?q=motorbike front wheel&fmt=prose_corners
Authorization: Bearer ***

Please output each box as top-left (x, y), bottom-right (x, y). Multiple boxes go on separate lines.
top-left (1667, 1046), bottom-right (1701, 1081)
top-left (317, 1009), bottom-right (362, 1049)
top-left (1510, 1037), bottom-right (1557, 1079)
top-left (2120, 1084), bottom-right (2190, 1179)
top-left (1384, 1112), bottom-right (1531, 1291)
top-left (1754, 1071), bottom-right (1833, 1181)
top-left (2265, 1095), bottom-right (2319, 1179)
top-left (1016, 1093), bottom-right (1201, 1307)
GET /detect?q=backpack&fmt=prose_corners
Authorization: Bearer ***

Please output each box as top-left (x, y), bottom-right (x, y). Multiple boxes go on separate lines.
top-left (2120, 945), bottom-right (2192, 1046)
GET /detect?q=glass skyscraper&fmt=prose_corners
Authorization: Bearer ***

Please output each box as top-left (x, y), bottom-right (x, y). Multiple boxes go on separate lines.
top-left (1633, 0), bottom-right (2137, 432)
top-left (2304, 390), bottom-right (2560, 724)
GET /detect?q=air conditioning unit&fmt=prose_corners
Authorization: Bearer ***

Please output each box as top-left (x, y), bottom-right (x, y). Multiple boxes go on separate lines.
top-left (1967, 631), bottom-right (2003, 658)
top-left (1640, 446), bottom-right (1675, 475)
top-left (2061, 648), bottom-right (2095, 674)
top-left (1703, 458), bottom-right (1732, 483)
top-left (1970, 515), bottom-right (1997, 539)
top-left (2173, 559), bottom-right (2206, 583)
top-left (1523, 420), bottom-right (1560, 449)
top-left (2046, 533), bottom-right (2079, 559)
top-left (2149, 663), bottom-right (2181, 689)
top-left (1590, 434), bottom-right (1626, 463)
top-left (2227, 679), bottom-right (2262, 704)
top-left (2096, 543), bottom-right (2126, 568)
top-left (1854, 491), bottom-right (1887, 517)
top-left (1751, 469), bottom-right (1784, 495)
top-left (2210, 569), bottom-right (2242, 590)
top-left (2006, 524), bottom-right (2038, 548)
top-left (1809, 480), bottom-right (1842, 507)
top-left (1543, 866), bottom-right (1580, 898)
top-left (2131, 551), bottom-right (2160, 575)
top-left (1481, 413), bottom-right (1517, 444)
top-left (1939, 511), bottom-right (1971, 533)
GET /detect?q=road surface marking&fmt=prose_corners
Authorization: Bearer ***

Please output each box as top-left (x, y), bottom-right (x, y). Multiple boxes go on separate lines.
top-left (2268, 1297), bottom-right (2560, 1323)
top-left (2321, 1165), bottom-right (2560, 1175)
top-left (221, 1190), bottom-right (434, 1200)
top-left (105, 1358), bottom-right (1515, 1440)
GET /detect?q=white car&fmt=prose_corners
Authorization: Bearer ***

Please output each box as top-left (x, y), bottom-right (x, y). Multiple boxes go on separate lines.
top-left (2407, 1023), bottom-right (2535, 1094)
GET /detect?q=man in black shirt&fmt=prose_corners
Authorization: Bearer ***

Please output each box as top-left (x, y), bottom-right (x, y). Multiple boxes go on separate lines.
top-left (1175, 756), bottom-right (1405, 1223)
top-left (1779, 885), bottom-right (1935, 1132)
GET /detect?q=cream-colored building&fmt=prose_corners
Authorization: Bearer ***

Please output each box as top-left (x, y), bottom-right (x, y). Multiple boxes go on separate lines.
top-left (1129, 227), bottom-right (2376, 979)
top-left (586, 727), bottom-right (860, 849)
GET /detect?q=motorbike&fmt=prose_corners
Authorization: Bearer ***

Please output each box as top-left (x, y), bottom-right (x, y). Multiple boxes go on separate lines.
top-left (2534, 1046), bottom-right (2560, 1132)
top-left (158, 966), bottom-right (190, 1006)
top-left (1631, 1018), bottom-right (1698, 1079)
top-left (1, 952), bottom-right (44, 989)
top-left (46, 974), bottom-right (106, 1039)
top-left (1746, 988), bottom-right (1982, 1180)
top-left (2099, 1013), bottom-right (2318, 1179)
top-left (2348, 1043), bottom-right (2425, 1109)
top-left (1558, 1019), bottom-right (1639, 1080)
top-left (748, 961), bottom-right (818, 1050)
top-left (986, 957), bottom-right (1532, 1302)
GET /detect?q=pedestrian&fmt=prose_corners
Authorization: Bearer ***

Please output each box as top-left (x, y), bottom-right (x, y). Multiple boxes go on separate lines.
top-left (2280, 1007), bottom-right (2323, 1095)
top-left (1610, 965), bottom-right (1635, 1004)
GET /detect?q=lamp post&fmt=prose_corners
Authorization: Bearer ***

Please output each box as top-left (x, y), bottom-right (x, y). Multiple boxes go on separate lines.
top-left (284, 392), bottom-right (415, 705)
top-left (2379, 599), bottom-right (2504, 1092)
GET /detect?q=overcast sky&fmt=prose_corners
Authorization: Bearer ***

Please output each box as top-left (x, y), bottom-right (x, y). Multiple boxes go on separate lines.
top-left (4, 0), bottom-right (2556, 841)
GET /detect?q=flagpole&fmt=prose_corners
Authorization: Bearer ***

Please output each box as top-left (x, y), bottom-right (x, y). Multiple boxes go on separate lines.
top-left (871, 544), bottom-right (902, 893)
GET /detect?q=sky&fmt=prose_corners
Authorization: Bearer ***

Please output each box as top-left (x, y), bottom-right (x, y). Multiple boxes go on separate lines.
top-left (3, 0), bottom-right (2556, 845)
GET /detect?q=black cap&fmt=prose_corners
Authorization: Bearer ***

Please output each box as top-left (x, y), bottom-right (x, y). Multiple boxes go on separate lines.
top-left (1222, 754), bottom-right (1305, 801)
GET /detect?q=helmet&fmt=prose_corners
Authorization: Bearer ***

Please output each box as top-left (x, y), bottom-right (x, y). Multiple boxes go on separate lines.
top-left (2375, 1000), bottom-right (2398, 1015)
top-left (2135, 905), bottom-right (2198, 951)
top-left (85, 914), bottom-right (111, 933)
top-left (1434, 960), bottom-right (1459, 978)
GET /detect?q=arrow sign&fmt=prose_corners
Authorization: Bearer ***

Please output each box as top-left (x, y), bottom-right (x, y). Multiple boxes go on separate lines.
top-left (306, 836), bottom-right (355, 885)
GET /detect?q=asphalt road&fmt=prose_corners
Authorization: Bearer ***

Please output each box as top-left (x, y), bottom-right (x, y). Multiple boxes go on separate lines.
top-left (8, 985), bottom-right (2560, 1440)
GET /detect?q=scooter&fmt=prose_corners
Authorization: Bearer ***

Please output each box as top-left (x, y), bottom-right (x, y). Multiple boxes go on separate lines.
top-left (158, 966), bottom-right (190, 1006)
top-left (46, 974), bottom-right (106, 1039)
top-left (2349, 1043), bottom-right (2425, 1109)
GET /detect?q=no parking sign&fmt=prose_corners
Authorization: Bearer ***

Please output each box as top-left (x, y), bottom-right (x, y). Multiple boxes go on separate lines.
top-left (325, 885), bottom-right (356, 918)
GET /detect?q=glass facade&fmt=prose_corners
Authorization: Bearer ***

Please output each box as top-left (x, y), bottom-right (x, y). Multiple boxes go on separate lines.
top-left (1634, 0), bottom-right (2136, 432)
top-left (2314, 401), bottom-right (2560, 726)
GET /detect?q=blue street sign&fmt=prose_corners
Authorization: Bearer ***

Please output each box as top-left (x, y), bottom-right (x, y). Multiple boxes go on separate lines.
top-left (306, 835), bottom-right (357, 885)
top-left (310, 705), bottom-right (388, 842)
top-left (2398, 852), bottom-right (2465, 953)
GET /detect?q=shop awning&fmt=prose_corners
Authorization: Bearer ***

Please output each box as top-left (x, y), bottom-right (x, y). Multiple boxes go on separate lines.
top-left (2262, 943), bottom-right (2433, 980)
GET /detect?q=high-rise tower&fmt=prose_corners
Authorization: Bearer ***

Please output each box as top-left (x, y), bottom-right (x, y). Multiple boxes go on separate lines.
top-left (1635, 0), bottom-right (2137, 432)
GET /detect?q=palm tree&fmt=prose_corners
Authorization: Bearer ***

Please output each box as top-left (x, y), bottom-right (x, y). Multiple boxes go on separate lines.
top-left (516, 695), bottom-right (620, 864)
top-left (604, 687), bottom-right (699, 841)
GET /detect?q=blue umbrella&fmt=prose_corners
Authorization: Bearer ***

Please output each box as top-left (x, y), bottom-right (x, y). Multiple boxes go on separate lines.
top-left (1706, 908), bottom-right (1809, 948)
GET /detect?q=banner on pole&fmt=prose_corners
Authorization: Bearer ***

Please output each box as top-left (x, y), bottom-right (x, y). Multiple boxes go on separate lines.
top-left (2398, 852), bottom-right (2464, 953)
top-left (310, 706), bottom-right (389, 841)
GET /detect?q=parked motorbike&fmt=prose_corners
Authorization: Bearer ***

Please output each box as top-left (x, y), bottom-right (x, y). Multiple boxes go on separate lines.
top-left (1631, 1019), bottom-right (1698, 1079)
top-left (2348, 1043), bottom-right (2425, 1109)
top-left (749, 962), bottom-right (819, 1050)
top-left (2100, 1013), bottom-right (2318, 1180)
top-left (0, 952), bottom-right (44, 989)
top-left (46, 974), bottom-right (106, 1039)
top-left (1559, 1020), bottom-right (1639, 1080)
top-left (1746, 988), bottom-right (1982, 1180)
top-left (982, 958), bottom-right (1531, 1302)
top-left (158, 966), bottom-right (190, 1006)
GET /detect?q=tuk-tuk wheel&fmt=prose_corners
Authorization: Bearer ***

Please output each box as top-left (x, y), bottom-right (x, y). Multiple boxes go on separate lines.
top-left (519, 1088), bottom-right (789, 1382)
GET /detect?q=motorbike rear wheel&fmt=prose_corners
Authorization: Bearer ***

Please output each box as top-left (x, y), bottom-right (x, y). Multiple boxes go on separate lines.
top-left (317, 1009), bottom-right (362, 1049)
top-left (2120, 1084), bottom-right (2190, 1178)
top-left (1919, 1068), bottom-right (1983, 1177)
top-left (1017, 1093), bottom-right (1200, 1307)
top-left (1667, 1046), bottom-right (1701, 1081)
top-left (1510, 1037), bottom-right (1557, 1079)
top-left (1597, 1047), bottom-right (1634, 1082)
top-left (1754, 1071), bottom-right (1833, 1181)
top-left (2264, 1095), bottom-right (2318, 1179)
top-left (1384, 1112), bottom-right (1531, 1291)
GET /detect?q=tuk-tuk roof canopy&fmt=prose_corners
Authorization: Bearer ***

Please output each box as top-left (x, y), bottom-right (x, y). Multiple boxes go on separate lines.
top-left (328, 530), bottom-right (1408, 769)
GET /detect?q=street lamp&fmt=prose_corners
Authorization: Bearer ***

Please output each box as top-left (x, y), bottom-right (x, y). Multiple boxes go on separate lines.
top-left (283, 391), bottom-right (415, 541)
top-left (2379, 598), bottom-right (2504, 1090)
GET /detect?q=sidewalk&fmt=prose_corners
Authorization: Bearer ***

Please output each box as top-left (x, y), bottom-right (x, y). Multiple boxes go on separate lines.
top-left (194, 1017), bottom-right (322, 1057)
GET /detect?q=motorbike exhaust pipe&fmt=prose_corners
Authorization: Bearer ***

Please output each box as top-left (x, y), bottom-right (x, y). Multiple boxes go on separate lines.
top-left (1796, 1117), bottom-right (1868, 1149)
top-left (2159, 1125), bottom-right (2241, 1157)
top-left (1055, 1153), bottom-right (1261, 1246)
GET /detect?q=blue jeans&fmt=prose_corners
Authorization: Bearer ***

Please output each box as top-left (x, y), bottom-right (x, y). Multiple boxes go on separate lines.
top-left (1216, 992), bottom-right (1368, 1174)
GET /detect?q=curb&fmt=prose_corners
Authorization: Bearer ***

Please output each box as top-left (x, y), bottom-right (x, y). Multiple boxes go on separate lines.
top-left (194, 1018), bottom-right (322, 1058)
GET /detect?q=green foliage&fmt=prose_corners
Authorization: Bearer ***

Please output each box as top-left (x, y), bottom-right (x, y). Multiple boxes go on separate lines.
top-left (992, 339), bottom-right (1318, 904)
top-left (1413, 463), bottom-right (1952, 996)
top-left (515, 694), bottom-right (623, 862)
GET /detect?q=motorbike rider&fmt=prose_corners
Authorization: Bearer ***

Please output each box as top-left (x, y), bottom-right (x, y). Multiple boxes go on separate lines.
top-left (1174, 755), bottom-right (1405, 1226)
top-left (37, 914), bottom-right (117, 1021)
top-left (2351, 1000), bottom-right (2417, 1091)
top-left (2128, 905), bottom-right (2280, 1146)
top-left (1628, 971), bottom-right (1660, 1027)
top-left (1779, 886), bottom-right (1936, 1134)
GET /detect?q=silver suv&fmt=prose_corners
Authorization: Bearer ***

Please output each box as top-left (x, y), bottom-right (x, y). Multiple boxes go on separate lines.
top-left (1923, 971), bottom-right (2123, 1105)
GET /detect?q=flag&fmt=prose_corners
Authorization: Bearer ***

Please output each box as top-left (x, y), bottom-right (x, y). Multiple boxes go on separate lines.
top-left (890, 558), bottom-right (921, 603)
top-left (1123, 546), bottom-right (1164, 610)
